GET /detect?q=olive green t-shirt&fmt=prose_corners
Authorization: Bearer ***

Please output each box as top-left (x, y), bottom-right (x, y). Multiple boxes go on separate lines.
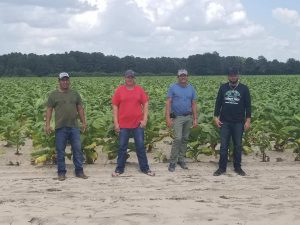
top-left (47, 89), bottom-right (83, 129)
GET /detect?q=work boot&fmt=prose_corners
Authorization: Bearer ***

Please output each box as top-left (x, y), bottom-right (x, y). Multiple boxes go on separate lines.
top-left (213, 168), bottom-right (226, 176)
top-left (177, 161), bottom-right (188, 169)
top-left (58, 174), bottom-right (66, 181)
top-left (168, 163), bottom-right (176, 172)
top-left (234, 168), bottom-right (246, 176)
top-left (76, 172), bottom-right (88, 179)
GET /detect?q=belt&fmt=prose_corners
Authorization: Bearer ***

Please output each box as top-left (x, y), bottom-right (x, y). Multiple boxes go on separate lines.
top-left (178, 112), bottom-right (192, 116)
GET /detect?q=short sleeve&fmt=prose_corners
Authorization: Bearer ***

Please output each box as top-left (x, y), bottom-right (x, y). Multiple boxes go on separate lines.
top-left (76, 91), bottom-right (83, 105)
top-left (139, 87), bottom-right (149, 103)
top-left (167, 84), bottom-right (174, 99)
top-left (47, 92), bottom-right (55, 108)
top-left (112, 87), bottom-right (121, 106)
top-left (191, 85), bottom-right (198, 100)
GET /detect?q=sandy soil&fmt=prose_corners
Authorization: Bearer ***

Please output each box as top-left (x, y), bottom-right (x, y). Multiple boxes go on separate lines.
top-left (1, 139), bottom-right (300, 225)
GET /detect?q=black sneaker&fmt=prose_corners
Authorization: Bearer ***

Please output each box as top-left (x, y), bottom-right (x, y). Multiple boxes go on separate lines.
top-left (177, 161), bottom-right (188, 169)
top-left (168, 163), bottom-right (176, 172)
top-left (234, 168), bottom-right (246, 176)
top-left (213, 168), bottom-right (226, 176)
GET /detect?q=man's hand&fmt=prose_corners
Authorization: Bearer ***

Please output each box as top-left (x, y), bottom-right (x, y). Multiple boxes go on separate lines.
top-left (114, 123), bottom-right (120, 134)
top-left (139, 119), bottom-right (147, 128)
top-left (244, 119), bottom-right (251, 131)
top-left (193, 118), bottom-right (198, 128)
top-left (45, 125), bottom-right (53, 135)
top-left (214, 117), bottom-right (223, 128)
top-left (166, 117), bottom-right (173, 128)
top-left (81, 123), bottom-right (87, 133)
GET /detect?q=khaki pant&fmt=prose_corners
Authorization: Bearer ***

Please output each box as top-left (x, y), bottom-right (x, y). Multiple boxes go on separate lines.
top-left (169, 115), bottom-right (193, 164)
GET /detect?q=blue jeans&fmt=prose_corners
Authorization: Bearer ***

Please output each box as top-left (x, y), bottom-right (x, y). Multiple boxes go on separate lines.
top-left (55, 127), bottom-right (84, 176)
top-left (219, 122), bottom-right (244, 171)
top-left (115, 128), bottom-right (150, 173)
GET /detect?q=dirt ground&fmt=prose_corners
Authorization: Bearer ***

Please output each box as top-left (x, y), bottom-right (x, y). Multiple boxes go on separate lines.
top-left (1, 139), bottom-right (300, 225)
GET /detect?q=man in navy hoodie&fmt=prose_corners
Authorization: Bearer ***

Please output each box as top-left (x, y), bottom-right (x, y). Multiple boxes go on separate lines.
top-left (213, 67), bottom-right (251, 176)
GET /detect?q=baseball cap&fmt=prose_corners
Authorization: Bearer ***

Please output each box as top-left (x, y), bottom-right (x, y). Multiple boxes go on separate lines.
top-left (178, 69), bottom-right (188, 76)
top-left (59, 72), bottom-right (70, 79)
top-left (227, 67), bottom-right (238, 76)
top-left (124, 69), bottom-right (135, 77)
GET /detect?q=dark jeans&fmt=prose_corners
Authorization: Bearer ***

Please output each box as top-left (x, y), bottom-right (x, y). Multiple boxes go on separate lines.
top-left (55, 127), bottom-right (84, 176)
top-left (219, 122), bottom-right (244, 171)
top-left (116, 128), bottom-right (150, 173)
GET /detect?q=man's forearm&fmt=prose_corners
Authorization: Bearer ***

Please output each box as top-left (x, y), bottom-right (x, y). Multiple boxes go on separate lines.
top-left (142, 102), bottom-right (149, 121)
top-left (165, 99), bottom-right (171, 119)
top-left (192, 101), bottom-right (197, 120)
top-left (45, 107), bottom-right (53, 126)
top-left (77, 106), bottom-right (86, 125)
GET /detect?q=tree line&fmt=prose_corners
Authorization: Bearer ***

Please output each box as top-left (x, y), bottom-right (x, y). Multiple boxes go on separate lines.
top-left (0, 51), bottom-right (300, 76)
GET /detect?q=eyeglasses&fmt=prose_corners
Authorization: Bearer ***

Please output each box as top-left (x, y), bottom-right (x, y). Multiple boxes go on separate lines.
top-left (178, 74), bottom-right (188, 77)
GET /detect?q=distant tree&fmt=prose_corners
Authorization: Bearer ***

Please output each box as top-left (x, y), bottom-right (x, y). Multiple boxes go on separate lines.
top-left (269, 59), bottom-right (285, 75)
top-left (0, 51), bottom-right (299, 76)
top-left (201, 52), bottom-right (222, 75)
top-left (243, 57), bottom-right (258, 75)
top-left (103, 55), bottom-right (122, 73)
top-left (257, 55), bottom-right (268, 74)
top-left (221, 56), bottom-right (244, 74)
top-left (285, 58), bottom-right (300, 74)
top-left (187, 54), bottom-right (203, 74)
top-left (122, 55), bottom-right (136, 72)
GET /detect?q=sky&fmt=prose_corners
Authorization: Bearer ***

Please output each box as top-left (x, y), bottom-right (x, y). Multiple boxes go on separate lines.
top-left (0, 0), bottom-right (300, 62)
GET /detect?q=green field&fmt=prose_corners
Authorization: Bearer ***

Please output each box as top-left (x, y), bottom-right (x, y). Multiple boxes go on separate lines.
top-left (0, 76), bottom-right (300, 163)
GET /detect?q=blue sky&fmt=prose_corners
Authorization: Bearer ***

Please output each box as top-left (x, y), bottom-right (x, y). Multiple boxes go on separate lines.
top-left (0, 0), bottom-right (300, 62)
top-left (243, 0), bottom-right (299, 38)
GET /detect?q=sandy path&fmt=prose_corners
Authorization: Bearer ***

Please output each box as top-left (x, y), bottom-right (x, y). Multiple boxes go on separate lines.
top-left (1, 141), bottom-right (300, 225)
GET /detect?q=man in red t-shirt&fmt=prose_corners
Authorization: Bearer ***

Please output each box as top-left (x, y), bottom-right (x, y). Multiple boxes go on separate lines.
top-left (111, 70), bottom-right (155, 177)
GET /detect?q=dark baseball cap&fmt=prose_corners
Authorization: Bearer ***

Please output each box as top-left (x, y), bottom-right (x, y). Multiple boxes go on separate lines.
top-left (124, 69), bottom-right (135, 77)
top-left (227, 67), bottom-right (239, 76)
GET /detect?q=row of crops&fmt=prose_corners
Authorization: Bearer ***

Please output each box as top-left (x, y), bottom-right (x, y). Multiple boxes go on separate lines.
top-left (0, 76), bottom-right (299, 164)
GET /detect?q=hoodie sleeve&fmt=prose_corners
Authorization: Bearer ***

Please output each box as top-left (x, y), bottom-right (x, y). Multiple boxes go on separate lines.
top-left (214, 85), bottom-right (223, 117)
top-left (244, 85), bottom-right (251, 118)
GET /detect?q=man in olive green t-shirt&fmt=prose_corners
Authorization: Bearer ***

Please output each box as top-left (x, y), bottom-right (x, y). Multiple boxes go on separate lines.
top-left (45, 72), bottom-right (88, 181)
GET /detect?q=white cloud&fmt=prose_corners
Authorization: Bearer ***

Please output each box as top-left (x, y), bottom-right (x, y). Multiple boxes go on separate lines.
top-left (96, 0), bottom-right (153, 37)
top-left (227, 10), bottom-right (247, 25)
top-left (69, 10), bottom-right (99, 30)
top-left (0, 0), bottom-right (298, 62)
top-left (273, 8), bottom-right (300, 27)
top-left (134, 0), bottom-right (184, 23)
top-left (205, 2), bottom-right (226, 24)
top-left (217, 24), bottom-right (265, 41)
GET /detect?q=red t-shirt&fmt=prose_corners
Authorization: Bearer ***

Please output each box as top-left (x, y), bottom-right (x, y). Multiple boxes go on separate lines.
top-left (112, 85), bottom-right (149, 128)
